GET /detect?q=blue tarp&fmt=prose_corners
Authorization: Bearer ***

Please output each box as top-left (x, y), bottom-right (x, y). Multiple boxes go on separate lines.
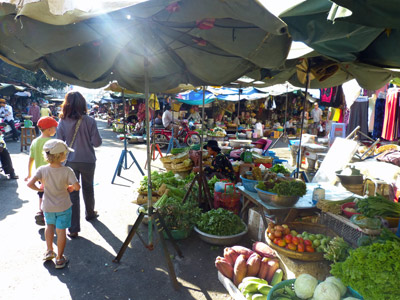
top-left (174, 90), bottom-right (216, 105)
top-left (174, 87), bottom-right (268, 105)
top-left (210, 87), bottom-right (268, 101)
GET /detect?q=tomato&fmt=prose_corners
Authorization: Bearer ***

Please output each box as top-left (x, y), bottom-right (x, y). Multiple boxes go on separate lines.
top-left (278, 239), bottom-right (287, 247)
top-left (273, 238), bottom-right (280, 245)
top-left (292, 236), bottom-right (299, 245)
top-left (274, 230), bottom-right (283, 238)
top-left (274, 225), bottom-right (284, 232)
top-left (283, 227), bottom-right (291, 235)
top-left (306, 245), bottom-right (315, 253)
top-left (284, 234), bottom-right (293, 244)
top-left (299, 237), bottom-right (304, 245)
top-left (304, 239), bottom-right (312, 246)
top-left (288, 243), bottom-right (297, 251)
top-left (297, 243), bottom-right (305, 252)
top-left (268, 232), bottom-right (276, 240)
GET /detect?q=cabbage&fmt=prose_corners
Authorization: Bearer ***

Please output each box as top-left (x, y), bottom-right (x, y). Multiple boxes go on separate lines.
top-left (294, 274), bottom-right (318, 299)
top-left (324, 276), bottom-right (347, 296)
top-left (313, 282), bottom-right (341, 300)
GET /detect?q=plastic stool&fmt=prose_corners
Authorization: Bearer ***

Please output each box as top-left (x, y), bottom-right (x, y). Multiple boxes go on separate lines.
top-left (20, 127), bottom-right (36, 152)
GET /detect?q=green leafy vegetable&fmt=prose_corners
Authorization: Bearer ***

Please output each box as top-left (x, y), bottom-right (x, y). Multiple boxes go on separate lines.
top-left (323, 237), bottom-right (351, 263)
top-left (256, 179), bottom-right (306, 197)
top-left (270, 164), bottom-right (290, 175)
top-left (196, 208), bottom-right (245, 236)
top-left (208, 175), bottom-right (220, 195)
top-left (331, 241), bottom-right (400, 300)
top-left (357, 194), bottom-right (400, 218)
top-left (156, 197), bottom-right (201, 231)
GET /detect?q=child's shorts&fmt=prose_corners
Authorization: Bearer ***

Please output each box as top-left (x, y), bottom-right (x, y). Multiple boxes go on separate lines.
top-left (44, 207), bottom-right (72, 229)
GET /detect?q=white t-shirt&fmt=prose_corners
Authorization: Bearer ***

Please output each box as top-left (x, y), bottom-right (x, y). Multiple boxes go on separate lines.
top-left (35, 165), bottom-right (78, 213)
top-left (0, 104), bottom-right (13, 121)
top-left (162, 110), bottom-right (173, 128)
top-left (311, 108), bottom-right (322, 122)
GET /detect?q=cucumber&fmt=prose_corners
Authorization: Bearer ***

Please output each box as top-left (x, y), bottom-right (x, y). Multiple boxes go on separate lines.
top-left (257, 283), bottom-right (272, 295)
top-left (270, 269), bottom-right (284, 286)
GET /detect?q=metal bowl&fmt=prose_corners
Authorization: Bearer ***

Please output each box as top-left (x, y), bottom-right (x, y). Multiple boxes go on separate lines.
top-left (336, 172), bottom-right (363, 185)
top-left (255, 187), bottom-right (300, 207)
top-left (194, 222), bottom-right (248, 246)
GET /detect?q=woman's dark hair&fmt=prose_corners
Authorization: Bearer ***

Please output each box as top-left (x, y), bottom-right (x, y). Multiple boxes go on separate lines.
top-left (60, 91), bottom-right (87, 120)
top-left (164, 104), bottom-right (171, 111)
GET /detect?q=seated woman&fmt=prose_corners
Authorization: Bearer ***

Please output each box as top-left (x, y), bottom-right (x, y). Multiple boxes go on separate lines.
top-left (193, 140), bottom-right (235, 181)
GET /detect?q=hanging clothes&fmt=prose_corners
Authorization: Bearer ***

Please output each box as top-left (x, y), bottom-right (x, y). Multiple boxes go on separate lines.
top-left (319, 85), bottom-right (344, 108)
top-left (346, 96), bottom-right (369, 137)
top-left (381, 89), bottom-right (400, 141)
top-left (372, 94), bottom-right (386, 139)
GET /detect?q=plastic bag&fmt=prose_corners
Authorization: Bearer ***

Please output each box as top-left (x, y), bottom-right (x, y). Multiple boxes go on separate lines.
top-left (350, 215), bottom-right (382, 230)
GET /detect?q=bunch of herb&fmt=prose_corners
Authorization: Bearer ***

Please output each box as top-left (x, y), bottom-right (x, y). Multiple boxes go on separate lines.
top-left (357, 194), bottom-right (400, 218)
top-left (157, 197), bottom-right (202, 231)
top-left (331, 241), bottom-right (400, 300)
top-left (196, 208), bottom-right (245, 236)
top-left (323, 237), bottom-right (351, 263)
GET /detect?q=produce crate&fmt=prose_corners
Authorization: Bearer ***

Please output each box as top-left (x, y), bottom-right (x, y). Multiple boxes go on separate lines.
top-left (217, 271), bottom-right (246, 300)
top-left (319, 212), bottom-right (381, 247)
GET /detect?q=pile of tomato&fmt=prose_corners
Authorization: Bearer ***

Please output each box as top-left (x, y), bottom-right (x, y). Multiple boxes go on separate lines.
top-left (266, 223), bottom-right (315, 253)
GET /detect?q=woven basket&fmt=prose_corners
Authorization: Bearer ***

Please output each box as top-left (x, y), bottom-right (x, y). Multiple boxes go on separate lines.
top-left (265, 222), bottom-right (338, 261)
top-left (160, 155), bottom-right (173, 163)
top-left (342, 183), bottom-right (364, 196)
top-left (170, 152), bottom-right (189, 164)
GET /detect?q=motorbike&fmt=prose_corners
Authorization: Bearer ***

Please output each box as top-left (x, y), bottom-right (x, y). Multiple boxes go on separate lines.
top-left (153, 120), bottom-right (200, 148)
top-left (0, 118), bottom-right (22, 141)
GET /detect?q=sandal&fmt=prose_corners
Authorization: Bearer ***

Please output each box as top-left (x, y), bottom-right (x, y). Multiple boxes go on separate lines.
top-left (43, 250), bottom-right (56, 261)
top-left (67, 232), bottom-right (78, 238)
top-left (55, 255), bottom-right (69, 269)
top-left (35, 212), bottom-right (45, 226)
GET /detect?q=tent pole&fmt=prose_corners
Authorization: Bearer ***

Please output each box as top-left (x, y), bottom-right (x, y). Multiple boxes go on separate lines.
top-left (284, 84), bottom-right (288, 131)
top-left (122, 88), bottom-right (128, 169)
top-left (198, 87), bottom-right (205, 202)
top-left (296, 63), bottom-right (311, 178)
top-left (144, 57), bottom-right (153, 227)
top-left (236, 88), bottom-right (241, 137)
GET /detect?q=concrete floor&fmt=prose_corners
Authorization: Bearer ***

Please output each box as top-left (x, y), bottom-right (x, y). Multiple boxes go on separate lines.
top-left (0, 119), bottom-right (291, 300)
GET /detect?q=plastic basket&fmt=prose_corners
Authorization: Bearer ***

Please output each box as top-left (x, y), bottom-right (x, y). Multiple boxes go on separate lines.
top-left (240, 175), bottom-right (258, 192)
top-left (267, 279), bottom-right (363, 300)
top-left (213, 183), bottom-right (241, 214)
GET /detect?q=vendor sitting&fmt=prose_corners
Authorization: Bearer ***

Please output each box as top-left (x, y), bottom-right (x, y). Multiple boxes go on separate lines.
top-left (193, 140), bottom-right (235, 181)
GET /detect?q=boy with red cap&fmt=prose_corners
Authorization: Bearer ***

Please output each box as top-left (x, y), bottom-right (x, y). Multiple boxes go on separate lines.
top-left (25, 116), bottom-right (58, 226)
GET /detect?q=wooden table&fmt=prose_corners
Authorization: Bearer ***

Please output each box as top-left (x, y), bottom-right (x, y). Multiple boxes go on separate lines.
top-left (238, 182), bottom-right (355, 224)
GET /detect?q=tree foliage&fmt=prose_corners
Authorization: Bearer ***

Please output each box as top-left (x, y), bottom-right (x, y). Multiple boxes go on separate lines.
top-left (0, 60), bottom-right (67, 90)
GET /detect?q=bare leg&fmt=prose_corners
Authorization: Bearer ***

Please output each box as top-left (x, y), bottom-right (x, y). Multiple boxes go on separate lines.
top-left (56, 228), bottom-right (67, 260)
top-left (45, 224), bottom-right (55, 251)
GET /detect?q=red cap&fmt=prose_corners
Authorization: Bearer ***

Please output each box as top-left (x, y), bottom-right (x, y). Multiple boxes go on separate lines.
top-left (37, 117), bottom-right (58, 130)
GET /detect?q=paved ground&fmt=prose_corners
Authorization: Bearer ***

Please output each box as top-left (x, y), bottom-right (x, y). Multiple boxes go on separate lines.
top-left (0, 120), bottom-right (291, 300)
